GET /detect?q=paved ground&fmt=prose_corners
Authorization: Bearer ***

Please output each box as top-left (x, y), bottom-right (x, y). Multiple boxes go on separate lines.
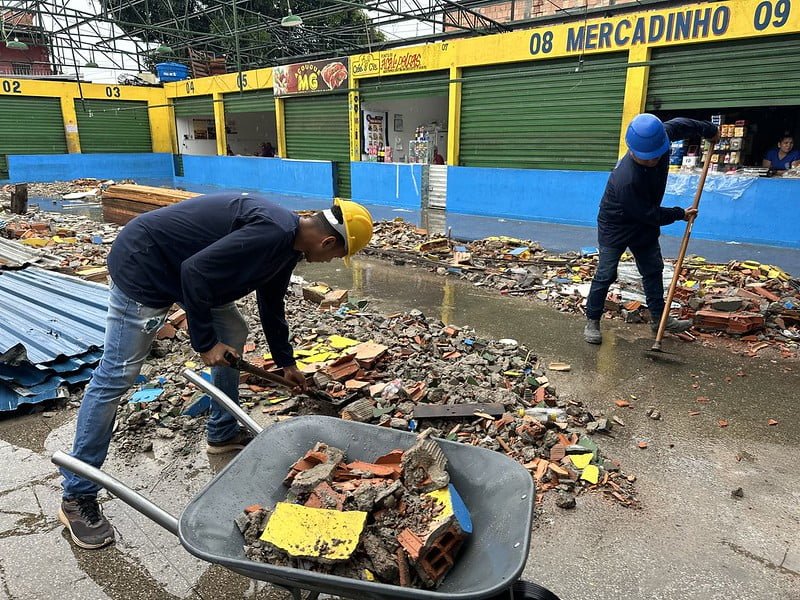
top-left (0, 257), bottom-right (797, 600)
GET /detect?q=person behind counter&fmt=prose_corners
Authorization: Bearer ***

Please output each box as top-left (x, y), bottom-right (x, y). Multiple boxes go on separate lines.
top-left (259, 142), bottom-right (276, 158)
top-left (432, 147), bottom-right (445, 165)
top-left (762, 135), bottom-right (800, 173)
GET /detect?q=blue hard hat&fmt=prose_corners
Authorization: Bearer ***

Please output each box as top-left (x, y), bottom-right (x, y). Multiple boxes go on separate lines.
top-left (625, 113), bottom-right (669, 160)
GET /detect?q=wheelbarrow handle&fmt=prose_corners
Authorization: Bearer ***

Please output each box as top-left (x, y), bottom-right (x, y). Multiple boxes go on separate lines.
top-left (182, 368), bottom-right (263, 436)
top-left (51, 450), bottom-right (179, 536)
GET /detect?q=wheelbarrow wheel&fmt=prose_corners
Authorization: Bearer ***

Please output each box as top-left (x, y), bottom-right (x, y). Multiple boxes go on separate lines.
top-left (487, 580), bottom-right (561, 600)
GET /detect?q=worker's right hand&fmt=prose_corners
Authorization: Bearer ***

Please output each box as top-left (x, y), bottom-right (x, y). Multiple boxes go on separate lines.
top-left (683, 208), bottom-right (698, 221)
top-left (200, 342), bottom-right (239, 367)
top-left (282, 364), bottom-right (307, 392)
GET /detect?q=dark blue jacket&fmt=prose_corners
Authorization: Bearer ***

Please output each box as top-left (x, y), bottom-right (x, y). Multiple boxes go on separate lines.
top-left (108, 192), bottom-right (301, 366)
top-left (597, 118), bottom-right (718, 249)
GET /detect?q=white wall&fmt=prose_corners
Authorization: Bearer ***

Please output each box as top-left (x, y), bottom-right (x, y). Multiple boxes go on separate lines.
top-left (360, 96), bottom-right (448, 162)
top-left (225, 111), bottom-right (278, 156)
top-left (176, 115), bottom-right (217, 156)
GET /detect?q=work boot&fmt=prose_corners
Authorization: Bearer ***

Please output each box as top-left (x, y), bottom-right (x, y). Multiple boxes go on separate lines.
top-left (583, 319), bottom-right (602, 344)
top-left (651, 316), bottom-right (692, 335)
top-left (206, 428), bottom-right (254, 455)
top-left (58, 496), bottom-right (115, 549)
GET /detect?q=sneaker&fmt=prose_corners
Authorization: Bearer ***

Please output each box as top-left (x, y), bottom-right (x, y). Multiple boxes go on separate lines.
top-left (583, 319), bottom-right (602, 344)
top-left (651, 317), bottom-right (692, 334)
top-left (206, 428), bottom-right (254, 455)
top-left (58, 496), bottom-right (115, 549)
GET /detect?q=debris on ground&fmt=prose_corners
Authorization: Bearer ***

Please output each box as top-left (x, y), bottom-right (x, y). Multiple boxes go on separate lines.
top-left (0, 205), bottom-right (118, 280)
top-left (238, 436), bottom-right (470, 589)
top-left (364, 219), bottom-right (800, 358)
top-left (108, 281), bottom-right (639, 510)
top-left (4, 186), bottom-right (798, 357)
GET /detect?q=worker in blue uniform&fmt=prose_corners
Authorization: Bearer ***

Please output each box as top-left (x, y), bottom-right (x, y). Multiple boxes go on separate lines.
top-left (57, 192), bottom-right (373, 549)
top-left (584, 113), bottom-right (719, 345)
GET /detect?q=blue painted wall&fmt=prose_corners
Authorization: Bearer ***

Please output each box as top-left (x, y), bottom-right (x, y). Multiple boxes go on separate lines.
top-left (5, 153), bottom-right (174, 183)
top-left (661, 177), bottom-right (799, 248)
top-left (175, 155), bottom-right (334, 199)
top-left (447, 166), bottom-right (607, 227)
top-left (447, 166), bottom-right (800, 248)
top-left (351, 162), bottom-right (423, 209)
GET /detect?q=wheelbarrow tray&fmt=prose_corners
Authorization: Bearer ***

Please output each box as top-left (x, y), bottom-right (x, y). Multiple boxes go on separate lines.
top-left (179, 415), bottom-right (534, 600)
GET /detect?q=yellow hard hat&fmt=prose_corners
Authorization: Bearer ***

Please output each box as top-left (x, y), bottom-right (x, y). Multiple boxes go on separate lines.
top-left (326, 198), bottom-right (373, 261)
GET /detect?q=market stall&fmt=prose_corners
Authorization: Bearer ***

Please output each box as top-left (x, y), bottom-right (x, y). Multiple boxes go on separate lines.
top-left (358, 71), bottom-right (449, 164)
top-left (222, 89), bottom-right (277, 157)
top-left (172, 95), bottom-right (215, 156)
top-left (646, 33), bottom-right (800, 177)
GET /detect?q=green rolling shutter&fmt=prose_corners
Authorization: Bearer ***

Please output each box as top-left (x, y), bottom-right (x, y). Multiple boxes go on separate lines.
top-left (74, 99), bottom-right (152, 153)
top-left (0, 95), bottom-right (67, 155)
top-left (173, 96), bottom-right (214, 117)
top-left (359, 71), bottom-right (450, 102)
top-left (223, 89), bottom-right (276, 114)
top-left (460, 53), bottom-right (627, 171)
top-left (284, 94), bottom-right (351, 197)
top-left (646, 34), bottom-right (800, 110)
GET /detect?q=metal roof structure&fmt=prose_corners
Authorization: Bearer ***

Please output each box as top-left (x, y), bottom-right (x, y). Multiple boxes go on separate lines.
top-left (0, 0), bottom-right (514, 82)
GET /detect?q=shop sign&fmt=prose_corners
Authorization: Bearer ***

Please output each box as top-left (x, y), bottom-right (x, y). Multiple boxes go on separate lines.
top-left (273, 58), bottom-right (349, 96)
top-left (351, 43), bottom-right (450, 78)
top-left (529, 0), bottom-right (793, 56)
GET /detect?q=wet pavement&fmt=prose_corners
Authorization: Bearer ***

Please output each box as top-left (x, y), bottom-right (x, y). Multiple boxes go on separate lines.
top-left (0, 258), bottom-right (798, 599)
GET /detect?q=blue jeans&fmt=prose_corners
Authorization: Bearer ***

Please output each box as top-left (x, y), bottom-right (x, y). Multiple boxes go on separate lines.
top-left (585, 243), bottom-right (665, 322)
top-left (61, 281), bottom-right (248, 499)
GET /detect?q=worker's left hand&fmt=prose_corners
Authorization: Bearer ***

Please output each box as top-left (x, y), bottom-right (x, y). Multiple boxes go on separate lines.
top-left (683, 208), bottom-right (699, 221)
top-left (282, 364), bottom-right (307, 392)
top-left (200, 342), bottom-right (238, 367)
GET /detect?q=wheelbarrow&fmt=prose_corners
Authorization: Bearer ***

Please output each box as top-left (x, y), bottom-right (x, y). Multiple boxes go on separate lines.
top-left (52, 369), bottom-right (560, 600)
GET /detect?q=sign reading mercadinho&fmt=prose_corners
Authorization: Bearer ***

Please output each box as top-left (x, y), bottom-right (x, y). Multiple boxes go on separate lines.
top-left (350, 0), bottom-right (796, 78)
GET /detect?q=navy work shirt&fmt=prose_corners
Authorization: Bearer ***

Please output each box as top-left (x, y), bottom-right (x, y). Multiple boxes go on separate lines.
top-left (108, 192), bottom-right (302, 366)
top-left (764, 147), bottom-right (800, 171)
top-left (597, 118), bottom-right (718, 249)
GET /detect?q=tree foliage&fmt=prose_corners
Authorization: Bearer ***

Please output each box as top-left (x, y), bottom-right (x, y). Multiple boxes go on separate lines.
top-left (105, 0), bottom-right (381, 67)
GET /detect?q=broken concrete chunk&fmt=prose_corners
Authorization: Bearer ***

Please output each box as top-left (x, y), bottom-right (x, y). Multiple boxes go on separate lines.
top-left (401, 437), bottom-right (449, 492)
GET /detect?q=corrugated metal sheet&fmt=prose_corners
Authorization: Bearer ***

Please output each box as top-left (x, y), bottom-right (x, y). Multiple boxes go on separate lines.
top-left (0, 238), bottom-right (60, 270)
top-left (428, 164), bottom-right (447, 209)
top-left (74, 99), bottom-right (153, 153)
top-left (0, 95), bottom-right (68, 155)
top-left (0, 268), bottom-right (108, 411)
top-left (0, 267), bottom-right (108, 364)
top-left (359, 71), bottom-right (450, 102)
top-left (223, 89), bottom-right (276, 114)
top-left (284, 94), bottom-right (351, 197)
top-left (646, 34), bottom-right (800, 110)
top-left (459, 53), bottom-right (627, 171)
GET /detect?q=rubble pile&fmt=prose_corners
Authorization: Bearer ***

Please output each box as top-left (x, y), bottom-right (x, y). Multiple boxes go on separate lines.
top-left (0, 209), bottom-right (118, 280)
top-left (364, 218), bottom-right (800, 356)
top-left (112, 286), bottom-right (638, 510)
top-left (0, 179), bottom-right (110, 202)
top-left (238, 435), bottom-right (470, 588)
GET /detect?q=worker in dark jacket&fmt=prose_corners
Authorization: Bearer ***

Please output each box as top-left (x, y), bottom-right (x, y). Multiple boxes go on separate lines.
top-left (584, 114), bottom-right (719, 345)
top-left (58, 192), bottom-right (373, 549)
